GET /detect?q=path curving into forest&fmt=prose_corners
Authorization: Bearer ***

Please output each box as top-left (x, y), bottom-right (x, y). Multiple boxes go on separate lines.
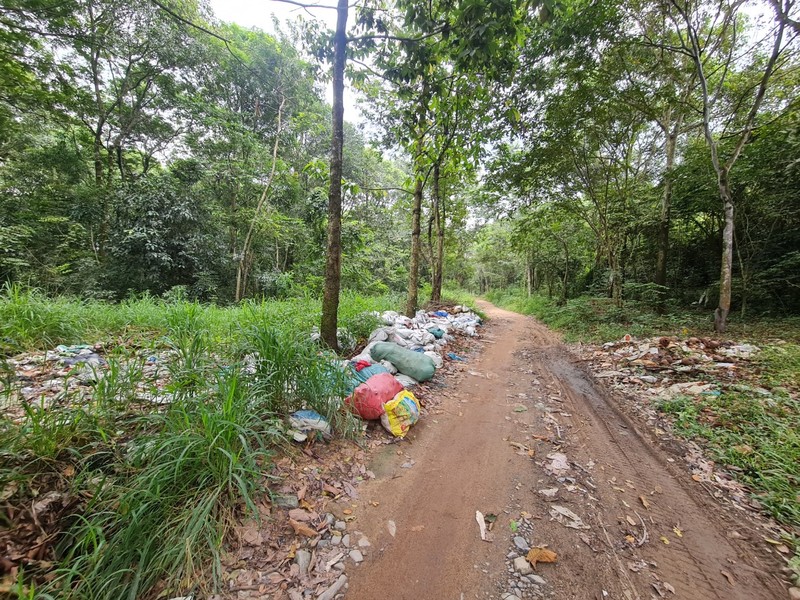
top-left (343, 301), bottom-right (785, 600)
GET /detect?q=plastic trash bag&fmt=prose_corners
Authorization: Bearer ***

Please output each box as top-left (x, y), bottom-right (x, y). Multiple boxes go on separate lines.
top-left (370, 342), bottom-right (436, 382)
top-left (346, 372), bottom-right (403, 420)
top-left (289, 410), bottom-right (331, 442)
top-left (381, 390), bottom-right (420, 437)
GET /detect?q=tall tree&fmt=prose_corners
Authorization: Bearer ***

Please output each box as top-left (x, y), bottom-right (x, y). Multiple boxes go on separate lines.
top-left (667, 0), bottom-right (793, 331)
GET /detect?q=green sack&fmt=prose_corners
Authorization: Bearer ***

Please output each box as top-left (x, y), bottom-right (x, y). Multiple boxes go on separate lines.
top-left (426, 326), bottom-right (445, 339)
top-left (370, 342), bottom-right (436, 382)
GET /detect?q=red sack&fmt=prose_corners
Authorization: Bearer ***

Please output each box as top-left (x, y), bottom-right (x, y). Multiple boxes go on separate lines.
top-left (345, 372), bottom-right (403, 420)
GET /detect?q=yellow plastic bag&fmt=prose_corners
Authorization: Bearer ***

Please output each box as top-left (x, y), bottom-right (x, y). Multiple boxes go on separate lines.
top-left (380, 390), bottom-right (420, 437)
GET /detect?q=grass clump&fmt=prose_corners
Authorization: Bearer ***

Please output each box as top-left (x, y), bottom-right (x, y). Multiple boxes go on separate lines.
top-left (658, 389), bottom-right (800, 527)
top-left (50, 368), bottom-right (277, 600)
top-left (0, 286), bottom-right (398, 597)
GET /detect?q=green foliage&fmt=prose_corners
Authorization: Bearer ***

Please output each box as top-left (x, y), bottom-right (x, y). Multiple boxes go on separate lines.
top-left (50, 369), bottom-right (276, 599)
top-left (659, 388), bottom-right (800, 527)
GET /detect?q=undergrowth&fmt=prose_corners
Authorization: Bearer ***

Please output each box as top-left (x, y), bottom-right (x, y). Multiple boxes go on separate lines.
top-left (0, 284), bottom-right (397, 598)
top-left (489, 288), bottom-right (800, 571)
top-left (486, 288), bottom-right (800, 343)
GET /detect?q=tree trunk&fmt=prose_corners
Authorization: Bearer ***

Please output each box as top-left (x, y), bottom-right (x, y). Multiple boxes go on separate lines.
top-left (235, 98), bottom-right (285, 302)
top-left (404, 80), bottom-right (431, 317)
top-left (431, 162), bottom-right (444, 303)
top-left (609, 251), bottom-right (623, 307)
top-left (715, 173), bottom-right (734, 333)
top-left (526, 259), bottom-right (532, 297)
top-left (320, 0), bottom-right (348, 350)
top-left (655, 113), bottom-right (681, 313)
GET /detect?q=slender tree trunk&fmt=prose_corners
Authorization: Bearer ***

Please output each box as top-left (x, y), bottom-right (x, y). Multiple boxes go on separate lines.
top-left (526, 259), bottom-right (532, 297)
top-left (715, 173), bottom-right (734, 333)
top-left (320, 0), bottom-right (348, 349)
top-left (609, 251), bottom-right (623, 307)
top-left (405, 80), bottom-right (431, 317)
top-left (560, 239), bottom-right (569, 305)
top-left (431, 162), bottom-right (444, 303)
top-left (235, 97), bottom-right (285, 302)
top-left (655, 112), bottom-right (681, 313)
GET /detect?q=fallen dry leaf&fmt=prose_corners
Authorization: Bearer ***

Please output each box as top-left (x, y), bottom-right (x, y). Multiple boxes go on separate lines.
top-left (289, 518), bottom-right (318, 538)
top-left (342, 509), bottom-right (352, 515)
top-left (721, 570), bottom-right (735, 585)
top-left (626, 515), bottom-right (637, 526)
top-left (673, 526), bottom-right (683, 538)
top-left (639, 495), bottom-right (651, 509)
top-left (526, 547), bottom-right (557, 568)
top-left (660, 536), bottom-right (670, 545)
top-left (625, 535), bottom-right (636, 544)
top-left (387, 520), bottom-right (396, 537)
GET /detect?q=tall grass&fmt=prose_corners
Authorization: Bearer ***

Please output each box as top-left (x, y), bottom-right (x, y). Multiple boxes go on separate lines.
top-left (49, 368), bottom-right (280, 599)
top-left (0, 283), bottom-right (403, 356)
top-left (1, 284), bottom-right (401, 597)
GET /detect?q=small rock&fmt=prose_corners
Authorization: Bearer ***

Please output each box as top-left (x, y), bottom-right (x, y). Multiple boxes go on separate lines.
top-left (294, 549), bottom-right (311, 574)
top-left (513, 536), bottom-right (529, 552)
top-left (342, 534), bottom-right (350, 547)
top-left (513, 556), bottom-right (533, 575)
top-left (325, 513), bottom-right (336, 525)
top-left (317, 539), bottom-right (330, 548)
top-left (349, 549), bottom-right (364, 563)
top-left (331, 533), bottom-right (342, 546)
top-left (507, 551), bottom-right (518, 559)
top-left (357, 535), bottom-right (371, 548)
top-left (789, 588), bottom-right (800, 600)
top-left (288, 591), bottom-right (303, 600)
top-left (334, 520), bottom-right (347, 531)
top-left (528, 574), bottom-right (547, 585)
top-left (501, 593), bottom-right (521, 600)
top-left (317, 574), bottom-right (347, 600)
top-left (273, 494), bottom-right (299, 509)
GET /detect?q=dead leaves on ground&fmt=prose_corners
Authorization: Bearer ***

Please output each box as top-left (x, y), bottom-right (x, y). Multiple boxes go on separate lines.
top-left (526, 546), bottom-right (557, 568)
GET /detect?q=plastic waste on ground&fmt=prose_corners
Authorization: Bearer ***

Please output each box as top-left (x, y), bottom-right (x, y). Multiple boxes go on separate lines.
top-left (288, 410), bottom-right (331, 442)
top-left (381, 390), bottom-right (420, 437)
top-left (345, 372), bottom-right (404, 420)
top-left (370, 342), bottom-right (436, 382)
top-left (394, 373), bottom-right (419, 388)
top-left (345, 363), bottom-right (389, 394)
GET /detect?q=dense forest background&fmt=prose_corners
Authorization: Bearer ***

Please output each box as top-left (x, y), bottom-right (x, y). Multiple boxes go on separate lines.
top-left (1, 0), bottom-right (799, 325)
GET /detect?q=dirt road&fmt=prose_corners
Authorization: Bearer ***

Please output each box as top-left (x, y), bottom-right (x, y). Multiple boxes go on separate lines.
top-left (343, 302), bottom-right (786, 600)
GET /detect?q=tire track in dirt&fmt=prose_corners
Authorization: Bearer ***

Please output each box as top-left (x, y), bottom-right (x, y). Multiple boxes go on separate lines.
top-left (342, 303), bottom-right (786, 600)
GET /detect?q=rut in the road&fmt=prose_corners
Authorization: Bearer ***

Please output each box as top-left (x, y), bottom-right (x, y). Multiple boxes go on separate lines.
top-left (341, 302), bottom-right (785, 600)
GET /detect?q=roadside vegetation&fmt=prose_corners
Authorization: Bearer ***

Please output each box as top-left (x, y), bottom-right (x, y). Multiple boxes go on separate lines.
top-left (0, 285), bottom-right (401, 598)
top-left (488, 288), bottom-right (800, 579)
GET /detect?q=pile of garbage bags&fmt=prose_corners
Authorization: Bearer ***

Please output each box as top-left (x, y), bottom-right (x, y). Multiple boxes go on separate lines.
top-left (293, 306), bottom-right (482, 440)
top-left (342, 307), bottom-right (481, 437)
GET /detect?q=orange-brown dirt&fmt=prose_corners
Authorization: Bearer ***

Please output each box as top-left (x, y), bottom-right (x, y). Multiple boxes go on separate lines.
top-left (342, 301), bottom-right (787, 600)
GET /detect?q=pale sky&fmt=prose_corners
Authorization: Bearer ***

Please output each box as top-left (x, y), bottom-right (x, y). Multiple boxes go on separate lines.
top-left (207, 0), bottom-right (366, 123)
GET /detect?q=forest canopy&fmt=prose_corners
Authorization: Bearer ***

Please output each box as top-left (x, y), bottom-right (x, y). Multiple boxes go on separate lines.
top-left (0, 0), bottom-right (798, 329)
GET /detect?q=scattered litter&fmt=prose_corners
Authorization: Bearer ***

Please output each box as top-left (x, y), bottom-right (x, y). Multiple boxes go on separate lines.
top-left (288, 410), bottom-right (331, 442)
top-left (628, 560), bottom-right (648, 572)
top-left (549, 505), bottom-right (589, 530)
top-left (447, 352), bottom-right (466, 362)
top-left (545, 452), bottom-right (570, 476)
top-left (538, 488), bottom-right (559, 499)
